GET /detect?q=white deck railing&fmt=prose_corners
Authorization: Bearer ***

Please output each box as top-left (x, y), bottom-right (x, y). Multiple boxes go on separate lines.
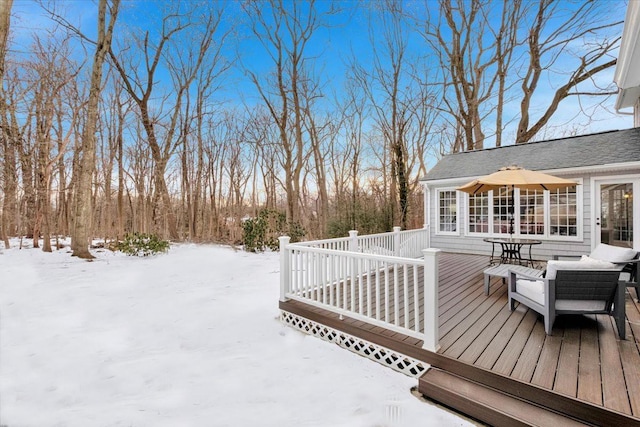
top-left (279, 228), bottom-right (440, 352)
top-left (290, 226), bottom-right (429, 258)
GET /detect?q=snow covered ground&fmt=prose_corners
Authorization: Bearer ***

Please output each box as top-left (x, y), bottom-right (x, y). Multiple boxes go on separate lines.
top-left (0, 240), bottom-right (475, 426)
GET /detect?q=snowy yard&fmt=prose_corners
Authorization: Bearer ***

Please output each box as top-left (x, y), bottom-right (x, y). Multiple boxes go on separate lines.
top-left (0, 241), bottom-right (473, 426)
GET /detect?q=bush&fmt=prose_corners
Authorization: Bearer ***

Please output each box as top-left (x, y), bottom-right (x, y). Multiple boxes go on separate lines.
top-left (115, 232), bottom-right (170, 256)
top-left (242, 209), bottom-right (305, 252)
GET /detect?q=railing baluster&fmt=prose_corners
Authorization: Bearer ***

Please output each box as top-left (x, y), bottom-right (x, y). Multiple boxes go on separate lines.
top-left (358, 258), bottom-right (363, 315)
top-left (321, 253), bottom-right (327, 305)
top-left (351, 255), bottom-right (356, 312)
top-left (309, 252), bottom-right (313, 299)
top-left (327, 254), bottom-right (338, 307)
top-left (375, 259), bottom-right (381, 320)
top-left (343, 254), bottom-right (348, 310)
top-left (414, 264), bottom-right (420, 333)
top-left (366, 258), bottom-right (372, 318)
top-left (384, 262), bottom-right (390, 323)
top-left (394, 263), bottom-right (399, 326)
top-left (404, 264), bottom-right (409, 329)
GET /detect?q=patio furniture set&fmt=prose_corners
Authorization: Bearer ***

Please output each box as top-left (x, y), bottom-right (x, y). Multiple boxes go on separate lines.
top-left (484, 242), bottom-right (639, 339)
top-left (457, 165), bottom-right (639, 339)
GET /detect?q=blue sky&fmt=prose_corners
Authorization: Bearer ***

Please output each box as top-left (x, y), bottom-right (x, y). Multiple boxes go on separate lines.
top-left (7, 0), bottom-right (633, 154)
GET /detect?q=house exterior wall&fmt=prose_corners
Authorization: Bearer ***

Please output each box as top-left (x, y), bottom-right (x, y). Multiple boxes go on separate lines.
top-left (424, 167), bottom-right (640, 261)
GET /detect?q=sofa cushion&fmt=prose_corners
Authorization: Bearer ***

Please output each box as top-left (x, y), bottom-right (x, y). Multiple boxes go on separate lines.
top-left (546, 256), bottom-right (617, 280)
top-left (515, 278), bottom-right (545, 305)
top-left (579, 255), bottom-right (618, 268)
top-left (590, 243), bottom-right (637, 263)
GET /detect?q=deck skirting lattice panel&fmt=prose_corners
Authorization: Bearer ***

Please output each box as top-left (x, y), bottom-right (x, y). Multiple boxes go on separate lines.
top-left (280, 310), bottom-right (429, 378)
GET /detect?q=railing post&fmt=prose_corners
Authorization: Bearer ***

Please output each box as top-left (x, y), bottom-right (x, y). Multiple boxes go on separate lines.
top-left (348, 230), bottom-right (358, 252)
top-left (393, 226), bottom-right (401, 256)
top-left (279, 236), bottom-right (291, 302)
top-left (422, 248), bottom-right (441, 352)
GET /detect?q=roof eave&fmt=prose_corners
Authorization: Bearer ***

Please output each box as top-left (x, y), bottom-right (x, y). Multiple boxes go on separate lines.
top-left (614, 0), bottom-right (640, 89)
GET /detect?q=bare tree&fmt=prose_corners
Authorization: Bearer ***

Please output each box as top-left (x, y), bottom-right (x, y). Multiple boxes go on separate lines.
top-left (109, 3), bottom-right (226, 240)
top-left (420, 0), bottom-right (520, 151)
top-left (331, 80), bottom-right (366, 233)
top-left (419, 0), bottom-right (621, 150)
top-left (350, 0), bottom-right (438, 229)
top-left (242, 0), bottom-right (336, 230)
top-left (70, 0), bottom-right (120, 258)
top-left (515, 0), bottom-right (621, 143)
top-left (0, 0), bottom-right (12, 248)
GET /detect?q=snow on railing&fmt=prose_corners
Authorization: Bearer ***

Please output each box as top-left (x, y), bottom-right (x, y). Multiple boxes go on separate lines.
top-left (279, 229), bottom-right (440, 352)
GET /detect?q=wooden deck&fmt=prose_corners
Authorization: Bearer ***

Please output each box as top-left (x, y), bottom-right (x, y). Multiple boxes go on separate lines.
top-left (280, 252), bottom-right (640, 426)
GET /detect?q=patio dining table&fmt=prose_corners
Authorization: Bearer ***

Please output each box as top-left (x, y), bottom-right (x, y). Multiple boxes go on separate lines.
top-left (483, 237), bottom-right (541, 267)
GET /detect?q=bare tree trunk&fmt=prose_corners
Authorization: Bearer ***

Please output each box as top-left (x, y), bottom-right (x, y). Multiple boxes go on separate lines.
top-left (71, 0), bottom-right (120, 258)
top-left (0, 0), bottom-right (12, 248)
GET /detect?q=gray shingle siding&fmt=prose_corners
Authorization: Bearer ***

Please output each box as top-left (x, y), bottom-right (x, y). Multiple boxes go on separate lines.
top-left (423, 128), bottom-right (640, 181)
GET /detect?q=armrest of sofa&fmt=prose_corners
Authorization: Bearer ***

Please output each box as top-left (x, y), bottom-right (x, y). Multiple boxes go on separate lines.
top-left (508, 270), bottom-right (552, 308)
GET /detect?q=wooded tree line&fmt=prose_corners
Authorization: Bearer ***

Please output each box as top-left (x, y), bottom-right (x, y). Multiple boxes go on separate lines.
top-left (0, 0), bottom-right (622, 255)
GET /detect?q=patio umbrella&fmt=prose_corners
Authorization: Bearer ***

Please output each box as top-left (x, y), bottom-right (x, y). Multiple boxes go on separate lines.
top-left (456, 166), bottom-right (578, 236)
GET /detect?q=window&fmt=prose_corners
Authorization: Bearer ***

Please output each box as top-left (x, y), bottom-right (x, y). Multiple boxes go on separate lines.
top-left (438, 190), bottom-right (457, 233)
top-left (464, 183), bottom-right (580, 240)
top-left (520, 189), bottom-right (544, 236)
top-left (468, 193), bottom-right (489, 233)
top-left (550, 186), bottom-right (577, 237)
top-left (492, 187), bottom-right (512, 234)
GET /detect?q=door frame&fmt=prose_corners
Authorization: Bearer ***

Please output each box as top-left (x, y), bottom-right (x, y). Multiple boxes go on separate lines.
top-left (591, 174), bottom-right (640, 250)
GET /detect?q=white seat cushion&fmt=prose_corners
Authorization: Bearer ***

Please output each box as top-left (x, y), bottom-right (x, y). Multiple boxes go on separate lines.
top-left (555, 300), bottom-right (607, 312)
top-left (590, 243), bottom-right (636, 263)
top-left (515, 278), bottom-right (545, 305)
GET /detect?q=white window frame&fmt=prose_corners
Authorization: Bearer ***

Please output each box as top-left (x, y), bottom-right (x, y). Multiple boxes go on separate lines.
top-left (462, 179), bottom-right (583, 241)
top-left (467, 191), bottom-right (490, 234)
top-left (436, 188), bottom-right (460, 236)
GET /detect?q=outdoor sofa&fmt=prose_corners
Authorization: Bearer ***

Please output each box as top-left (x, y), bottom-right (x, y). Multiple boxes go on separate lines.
top-left (507, 243), bottom-right (638, 338)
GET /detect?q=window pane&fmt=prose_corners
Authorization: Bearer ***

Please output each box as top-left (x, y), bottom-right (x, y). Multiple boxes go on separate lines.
top-left (520, 189), bottom-right (544, 236)
top-left (550, 186), bottom-right (577, 237)
top-left (439, 191), bottom-right (457, 232)
top-left (493, 187), bottom-right (512, 235)
top-left (468, 193), bottom-right (489, 233)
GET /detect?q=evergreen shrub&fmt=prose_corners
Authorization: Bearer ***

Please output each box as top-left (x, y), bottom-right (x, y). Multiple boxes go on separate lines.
top-left (242, 209), bottom-right (305, 252)
top-left (115, 232), bottom-right (170, 256)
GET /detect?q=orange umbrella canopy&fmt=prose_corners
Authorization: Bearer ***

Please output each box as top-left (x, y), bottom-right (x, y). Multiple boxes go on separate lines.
top-left (456, 166), bottom-right (578, 195)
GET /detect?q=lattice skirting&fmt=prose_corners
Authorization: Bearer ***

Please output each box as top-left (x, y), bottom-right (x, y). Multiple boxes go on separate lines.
top-left (280, 310), bottom-right (430, 378)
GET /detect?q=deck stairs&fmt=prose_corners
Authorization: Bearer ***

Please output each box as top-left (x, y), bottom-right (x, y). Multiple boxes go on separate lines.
top-left (420, 368), bottom-right (603, 427)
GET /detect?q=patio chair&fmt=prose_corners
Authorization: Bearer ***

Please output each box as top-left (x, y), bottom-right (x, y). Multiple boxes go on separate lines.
top-left (508, 257), bottom-right (625, 338)
top-left (552, 243), bottom-right (639, 301)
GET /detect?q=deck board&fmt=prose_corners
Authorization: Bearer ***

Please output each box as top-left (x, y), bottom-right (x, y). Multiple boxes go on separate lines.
top-left (281, 252), bottom-right (640, 422)
top-left (474, 307), bottom-right (527, 370)
top-left (577, 321), bottom-right (603, 406)
top-left (444, 289), bottom-right (507, 359)
top-left (531, 334), bottom-right (562, 389)
top-left (491, 307), bottom-right (538, 376)
top-left (620, 339), bottom-right (640, 416)
top-left (511, 321), bottom-right (545, 382)
top-left (599, 314), bottom-right (632, 414)
top-left (554, 328), bottom-right (580, 397)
